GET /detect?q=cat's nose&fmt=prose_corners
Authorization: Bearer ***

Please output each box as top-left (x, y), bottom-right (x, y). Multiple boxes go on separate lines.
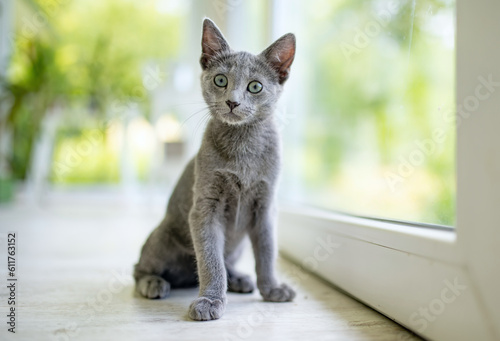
top-left (226, 100), bottom-right (240, 110)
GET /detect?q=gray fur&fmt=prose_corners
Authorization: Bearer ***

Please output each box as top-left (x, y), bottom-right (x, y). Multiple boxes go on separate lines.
top-left (134, 18), bottom-right (296, 321)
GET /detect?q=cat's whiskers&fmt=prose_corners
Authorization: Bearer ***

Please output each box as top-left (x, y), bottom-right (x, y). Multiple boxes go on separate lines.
top-left (181, 105), bottom-right (217, 128)
top-left (192, 111), bottom-right (212, 140)
top-left (170, 100), bottom-right (219, 108)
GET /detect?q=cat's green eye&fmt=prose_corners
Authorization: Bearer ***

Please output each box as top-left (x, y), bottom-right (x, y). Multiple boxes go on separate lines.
top-left (214, 74), bottom-right (228, 87)
top-left (247, 81), bottom-right (263, 94)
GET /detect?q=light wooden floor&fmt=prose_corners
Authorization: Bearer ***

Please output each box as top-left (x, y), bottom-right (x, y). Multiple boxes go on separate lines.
top-left (0, 191), bottom-right (422, 341)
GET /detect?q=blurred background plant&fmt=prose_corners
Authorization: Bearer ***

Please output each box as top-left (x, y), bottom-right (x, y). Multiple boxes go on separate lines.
top-left (0, 0), bottom-right (184, 196)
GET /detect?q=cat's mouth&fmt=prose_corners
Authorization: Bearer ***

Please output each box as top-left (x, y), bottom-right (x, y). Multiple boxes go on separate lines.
top-left (218, 109), bottom-right (245, 124)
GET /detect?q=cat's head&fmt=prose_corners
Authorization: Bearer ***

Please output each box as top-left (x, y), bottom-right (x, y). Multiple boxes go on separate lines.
top-left (200, 18), bottom-right (295, 125)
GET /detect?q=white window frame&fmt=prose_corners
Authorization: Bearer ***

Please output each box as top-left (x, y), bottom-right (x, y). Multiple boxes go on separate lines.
top-left (272, 1), bottom-right (500, 340)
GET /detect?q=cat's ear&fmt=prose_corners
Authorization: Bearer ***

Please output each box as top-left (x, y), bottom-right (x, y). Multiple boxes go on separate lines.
top-left (261, 33), bottom-right (296, 84)
top-left (200, 18), bottom-right (230, 70)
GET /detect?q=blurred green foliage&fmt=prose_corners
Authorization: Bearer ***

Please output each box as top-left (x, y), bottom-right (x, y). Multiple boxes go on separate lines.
top-left (1, 0), bottom-right (182, 181)
top-left (1, 0), bottom-right (455, 225)
top-left (292, 0), bottom-right (455, 225)
top-left (51, 128), bottom-right (120, 184)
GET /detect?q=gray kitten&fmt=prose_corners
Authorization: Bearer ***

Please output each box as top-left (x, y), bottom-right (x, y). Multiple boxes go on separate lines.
top-left (134, 18), bottom-right (296, 321)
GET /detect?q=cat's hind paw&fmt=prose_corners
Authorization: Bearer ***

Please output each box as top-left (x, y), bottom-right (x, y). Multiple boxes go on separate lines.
top-left (188, 296), bottom-right (226, 321)
top-left (228, 274), bottom-right (255, 293)
top-left (260, 283), bottom-right (296, 302)
top-left (136, 275), bottom-right (170, 299)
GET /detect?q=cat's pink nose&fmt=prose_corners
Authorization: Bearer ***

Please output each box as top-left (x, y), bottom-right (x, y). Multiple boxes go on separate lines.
top-left (226, 100), bottom-right (240, 110)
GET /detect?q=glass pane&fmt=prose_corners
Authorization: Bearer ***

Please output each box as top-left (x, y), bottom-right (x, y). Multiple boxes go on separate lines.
top-left (280, 0), bottom-right (455, 226)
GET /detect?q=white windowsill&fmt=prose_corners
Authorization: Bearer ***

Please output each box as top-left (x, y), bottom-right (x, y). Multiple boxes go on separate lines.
top-left (277, 206), bottom-right (490, 341)
top-left (279, 205), bottom-right (458, 264)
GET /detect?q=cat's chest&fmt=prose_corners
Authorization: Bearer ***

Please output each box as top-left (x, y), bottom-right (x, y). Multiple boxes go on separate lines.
top-left (226, 148), bottom-right (279, 188)
top-left (200, 121), bottom-right (281, 188)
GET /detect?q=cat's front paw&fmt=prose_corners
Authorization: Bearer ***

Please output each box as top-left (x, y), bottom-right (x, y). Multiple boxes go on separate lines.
top-left (260, 283), bottom-right (296, 302)
top-left (188, 296), bottom-right (226, 321)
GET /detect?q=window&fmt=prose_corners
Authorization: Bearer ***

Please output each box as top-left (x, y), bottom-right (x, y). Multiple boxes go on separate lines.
top-left (270, 0), bottom-right (500, 340)
top-left (276, 0), bottom-right (456, 226)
